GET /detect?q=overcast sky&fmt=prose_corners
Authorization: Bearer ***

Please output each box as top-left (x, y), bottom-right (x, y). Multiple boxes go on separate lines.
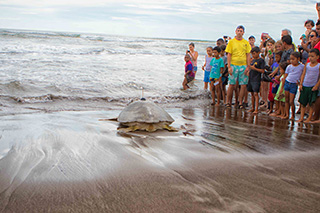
top-left (0, 0), bottom-right (318, 42)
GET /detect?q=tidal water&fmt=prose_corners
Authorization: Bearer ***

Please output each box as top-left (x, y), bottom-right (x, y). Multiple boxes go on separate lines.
top-left (0, 29), bottom-right (320, 213)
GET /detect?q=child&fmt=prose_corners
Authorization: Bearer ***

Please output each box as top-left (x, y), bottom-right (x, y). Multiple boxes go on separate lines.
top-left (202, 47), bottom-right (214, 90)
top-left (186, 43), bottom-right (198, 77)
top-left (297, 48), bottom-right (320, 122)
top-left (220, 44), bottom-right (228, 104)
top-left (282, 52), bottom-right (304, 120)
top-left (248, 35), bottom-right (256, 48)
top-left (209, 46), bottom-right (224, 106)
top-left (304, 20), bottom-right (315, 40)
top-left (274, 62), bottom-right (289, 118)
top-left (182, 54), bottom-right (194, 90)
top-left (268, 51), bottom-right (283, 114)
top-left (247, 47), bottom-right (265, 114)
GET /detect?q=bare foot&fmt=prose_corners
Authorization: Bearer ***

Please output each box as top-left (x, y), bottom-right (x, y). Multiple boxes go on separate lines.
top-left (269, 112), bottom-right (277, 117)
top-left (310, 119), bottom-right (320, 124)
top-left (296, 118), bottom-right (304, 123)
top-left (290, 117), bottom-right (295, 121)
top-left (281, 116), bottom-right (289, 120)
top-left (247, 109), bottom-right (254, 113)
top-left (215, 103), bottom-right (220, 107)
top-left (304, 119), bottom-right (312, 123)
top-left (253, 110), bottom-right (259, 114)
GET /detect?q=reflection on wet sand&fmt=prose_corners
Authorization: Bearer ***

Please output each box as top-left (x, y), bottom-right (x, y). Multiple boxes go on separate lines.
top-left (0, 107), bottom-right (319, 212)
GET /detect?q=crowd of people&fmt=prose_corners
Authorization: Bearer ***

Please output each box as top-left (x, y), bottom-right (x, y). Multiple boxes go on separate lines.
top-left (183, 3), bottom-right (320, 124)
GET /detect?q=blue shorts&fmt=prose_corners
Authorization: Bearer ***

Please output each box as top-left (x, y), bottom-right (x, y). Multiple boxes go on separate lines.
top-left (284, 80), bottom-right (298, 94)
top-left (204, 71), bottom-right (210, 83)
top-left (193, 66), bottom-right (198, 72)
top-left (228, 65), bottom-right (248, 85)
top-left (222, 76), bottom-right (228, 85)
top-left (271, 84), bottom-right (279, 94)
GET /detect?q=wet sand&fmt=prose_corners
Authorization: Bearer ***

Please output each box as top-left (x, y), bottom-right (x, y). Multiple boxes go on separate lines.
top-left (0, 107), bottom-right (320, 212)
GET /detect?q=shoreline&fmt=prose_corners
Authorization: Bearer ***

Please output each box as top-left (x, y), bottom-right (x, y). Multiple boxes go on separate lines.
top-left (0, 107), bottom-right (320, 212)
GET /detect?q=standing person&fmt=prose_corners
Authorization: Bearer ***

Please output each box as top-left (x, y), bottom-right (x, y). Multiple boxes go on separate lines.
top-left (275, 40), bottom-right (284, 52)
top-left (274, 62), bottom-right (290, 118)
top-left (182, 54), bottom-right (194, 90)
top-left (297, 48), bottom-right (320, 123)
top-left (248, 35), bottom-right (256, 48)
top-left (220, 44), bottom-right (228, 104)
top-left (283, 52), bottom-right (304, 120)
top-left (225, 25), bottom-right (252, 108)
top-left (209, 46), bottom-right (225, 106)
top-left (202, 47), bottom-right (214, 90)
top-left (268, 51), bottom-right (283, 114)
top-left (247, 47), bottom-right (265, 114)
top-left (186, 43), bottom-right (198, 77)
top-left (216, 38), bottom-right (225, 46)
top-left (281, 35), bottom-right (294, 63)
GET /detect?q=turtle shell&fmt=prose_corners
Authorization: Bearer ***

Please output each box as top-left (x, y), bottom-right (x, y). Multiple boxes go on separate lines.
top-left (118, 101), bottom-right (174, 124)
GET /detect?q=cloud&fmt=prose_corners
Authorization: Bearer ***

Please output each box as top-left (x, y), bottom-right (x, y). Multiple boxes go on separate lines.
top-left (0, 0), bottom-right (317, 41)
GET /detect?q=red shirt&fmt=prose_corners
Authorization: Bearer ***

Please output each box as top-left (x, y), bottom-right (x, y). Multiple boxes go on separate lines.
top-left (308, 40), bottom-right (320, 63)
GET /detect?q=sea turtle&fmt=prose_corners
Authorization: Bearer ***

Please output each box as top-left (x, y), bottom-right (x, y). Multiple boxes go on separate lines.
top-left (117, 100), bottom-right (177, 132)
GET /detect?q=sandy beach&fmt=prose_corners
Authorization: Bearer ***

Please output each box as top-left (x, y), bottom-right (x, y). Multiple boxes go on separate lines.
top-left (1, 107), bottom-right (320, 213)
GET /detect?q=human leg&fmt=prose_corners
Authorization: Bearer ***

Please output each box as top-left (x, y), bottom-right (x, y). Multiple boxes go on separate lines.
top-left (253, 92), bottom-right (259, 114)
top-left (289, 93), bottom-right (296, 120)
top-left (283, 91), bottom-right (290, 119)
top-left (248, 92), bottom-right (255, 112)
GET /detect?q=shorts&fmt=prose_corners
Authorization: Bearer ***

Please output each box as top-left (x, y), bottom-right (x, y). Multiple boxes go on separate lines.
top-left (210, 78), bottom-right (220, 86)
top-left (284, 80), bottom-right (298, 95)
top-left (247, 81), bottom-right (260, 93)
top-left (186, 75), bottom-right (194, 83)
top-left (318, 90), bottom-right (320, 96)
top-left (228, 65), bottom-right (248, 85)
top-left (298, 86), bottom-right (318, 106)
top-left (271, 83), bottom-right (279, 94)
top-left (222, 76), bottom-right (228, 85)
top-left (204, 70), bottom-right (210, 83)
top-left (193, 66), bottom-right (198, 72)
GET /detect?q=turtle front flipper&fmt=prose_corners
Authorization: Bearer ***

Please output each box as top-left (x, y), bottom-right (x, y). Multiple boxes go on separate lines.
top-left (163, 124), bottom-right (178, 132)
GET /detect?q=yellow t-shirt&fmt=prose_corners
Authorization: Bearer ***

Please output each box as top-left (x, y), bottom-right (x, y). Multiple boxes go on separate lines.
top-left (225, 38), bottom-right (251, 66)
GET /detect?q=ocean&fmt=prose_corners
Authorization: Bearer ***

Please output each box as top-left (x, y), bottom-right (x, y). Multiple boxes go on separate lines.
top-left (0, 29), bottom-right (214, 114)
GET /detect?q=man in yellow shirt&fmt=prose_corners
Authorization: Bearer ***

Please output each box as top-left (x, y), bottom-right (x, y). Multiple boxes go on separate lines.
top-left (225, 25), bottom-right (252, 108)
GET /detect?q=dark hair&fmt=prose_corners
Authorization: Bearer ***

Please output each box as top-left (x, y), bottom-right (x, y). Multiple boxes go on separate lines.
top-left (279, 62), bottom-right (289, 70)
top-left (251, 46), bottom-right (260, 53)
top-left (281, 35), bottom-right (292, 45)
top-left (189, 42), bottom-right (195, 47)
top-left (236, 25), bottom-right (245, 32)
top-left (275, 51), bottom-right (283, 57)
top-left (291, 51), bottom-right (301, 60)
top-left (220, 44), bottom-right (226, 51)
top-left (309, 29), bottom-right (318, 38)
top-left (217, 38), bottom-right (224, 43)
top-left (207, 46), bottom-right (213, 51)
top-left (310, 48), bottom-right (320, 55)
top-left (305, 19), bottom-right (315, 27)
top-left (213, 46), bottom-right (221, 53)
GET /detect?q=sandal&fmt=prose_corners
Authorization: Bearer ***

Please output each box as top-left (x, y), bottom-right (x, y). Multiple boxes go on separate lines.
top-left (259, 100), bottom-right (265, 105)
top-left (225, 103), bottom-right (231, 108)
top-left (239, 104), bottom-right (245, 109)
